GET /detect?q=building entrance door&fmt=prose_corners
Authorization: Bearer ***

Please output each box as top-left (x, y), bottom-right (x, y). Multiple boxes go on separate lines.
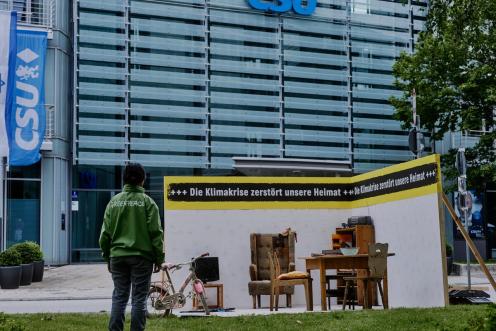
top-left (6, 180), bottom-right (41, 247)
top-left (71, 190), bottom-right (114, 262)
top-left (0, 163), bottom-right (41, 250)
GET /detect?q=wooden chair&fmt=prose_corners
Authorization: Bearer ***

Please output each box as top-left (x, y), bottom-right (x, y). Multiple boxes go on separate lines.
top-left (267, 251), bottom-right (312, 311)
top-left (248, 232), bottom-right (296, 308)
top-left (326, 270), bottom-right (357, 309)
top-left (342, 243), bottom-right (388, 310)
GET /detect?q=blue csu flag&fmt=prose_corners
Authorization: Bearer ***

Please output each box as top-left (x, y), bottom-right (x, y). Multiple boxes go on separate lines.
top-left (8, 29), bottom-right (47, 166)
top-left (0, 11), bottom-right (17, 159)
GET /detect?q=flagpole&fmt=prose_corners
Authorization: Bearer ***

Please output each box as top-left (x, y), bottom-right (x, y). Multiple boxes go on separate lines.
top-left (0, 156), bottom-right (5, 250)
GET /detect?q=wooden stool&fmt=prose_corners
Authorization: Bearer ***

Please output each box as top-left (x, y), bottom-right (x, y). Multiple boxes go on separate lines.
top-left (193, 283), bottom-right (224, 309)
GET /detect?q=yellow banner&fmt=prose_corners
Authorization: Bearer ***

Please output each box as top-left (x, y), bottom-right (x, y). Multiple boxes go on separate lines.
top-left (164, 154), bottom-right (442, 210)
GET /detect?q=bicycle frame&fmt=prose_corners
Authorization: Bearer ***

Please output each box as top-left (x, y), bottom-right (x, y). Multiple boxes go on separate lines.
top-left (149, 253), bottom-right (209, 314)
top-left (161, 262), bottom-right (200, 297)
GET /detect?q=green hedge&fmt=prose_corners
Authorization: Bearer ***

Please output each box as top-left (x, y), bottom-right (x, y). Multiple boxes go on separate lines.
top-left (0, 249), bottom-right (22, 266)
top-left (10, 242), bottom-right (43, 264)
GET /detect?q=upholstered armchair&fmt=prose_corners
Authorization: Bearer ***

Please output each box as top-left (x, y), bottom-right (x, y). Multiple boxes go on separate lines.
top-left (248, 232), bottom-right (296, 308)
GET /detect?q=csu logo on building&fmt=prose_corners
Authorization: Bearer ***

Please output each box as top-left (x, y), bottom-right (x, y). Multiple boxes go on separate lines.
top-left (248, 0), bottom-right (318, 16)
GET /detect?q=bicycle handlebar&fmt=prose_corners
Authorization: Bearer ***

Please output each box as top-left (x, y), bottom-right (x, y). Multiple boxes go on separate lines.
top-left (162, 253), bottom-right (210, 270)
top-left (184, 252), bottom-right (210, 264)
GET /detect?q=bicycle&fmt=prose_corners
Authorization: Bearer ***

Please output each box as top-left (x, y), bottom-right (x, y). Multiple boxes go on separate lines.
top-left (147, 253), bottom-right (210, 317)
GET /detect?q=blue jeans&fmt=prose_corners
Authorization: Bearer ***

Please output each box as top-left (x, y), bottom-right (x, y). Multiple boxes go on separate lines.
top-left (109, 256), bottom-right (153, 331)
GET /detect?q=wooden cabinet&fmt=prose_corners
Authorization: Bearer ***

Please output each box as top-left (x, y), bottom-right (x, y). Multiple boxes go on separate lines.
top-left (331, 225), bottom-right (375, 306)
top-left (331, 225), bottom-right (375, 253)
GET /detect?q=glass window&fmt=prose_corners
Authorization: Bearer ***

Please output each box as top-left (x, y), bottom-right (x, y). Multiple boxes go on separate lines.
top-left (144, 167), bottom-right (196, 192)
top-left (147, 190), bottom-right (164, 228)
top-left (6, 180), bottom-right (40, 247)
top-left (352, 0), bottom-right (370, 14)
top-left (73, 165), bottom-right (122, 190)
top-left (7, 161), bottom-right (41, 179)
top-left (71, 190), bottom-right (115, 262)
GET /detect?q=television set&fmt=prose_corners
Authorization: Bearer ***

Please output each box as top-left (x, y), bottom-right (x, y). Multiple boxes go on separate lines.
top-left (194, 257), bottom-right (219, 283)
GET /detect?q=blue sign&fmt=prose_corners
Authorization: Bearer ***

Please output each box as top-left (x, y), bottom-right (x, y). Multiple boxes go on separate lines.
top-left (248, 0), bottom-right (318, 15)
top-left (8, 30), bottom-right (47, 166)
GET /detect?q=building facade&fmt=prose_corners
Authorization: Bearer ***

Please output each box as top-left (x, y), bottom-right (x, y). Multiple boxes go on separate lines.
top-left (1, 0), bottom-right (430, 263)
top-left (0, 0), bottom-right (71, 264)
top-left (72, 0), bottom-right (427, 262)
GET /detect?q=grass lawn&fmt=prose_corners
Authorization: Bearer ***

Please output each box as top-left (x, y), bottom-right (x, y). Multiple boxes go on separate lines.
top-left (2, 305), bottom-right (496, 331)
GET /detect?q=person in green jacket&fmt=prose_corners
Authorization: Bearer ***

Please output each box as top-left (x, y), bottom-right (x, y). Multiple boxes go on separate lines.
top-left (99, 163), bottom-right (164, 331)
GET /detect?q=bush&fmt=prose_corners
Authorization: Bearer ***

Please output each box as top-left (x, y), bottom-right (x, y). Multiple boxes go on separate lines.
top-left (11, 242), bottom-right (43, 264)
top-left (26, 242), bottom-right (43, 261)
top-left (0, 249), bottom-right (22, 266)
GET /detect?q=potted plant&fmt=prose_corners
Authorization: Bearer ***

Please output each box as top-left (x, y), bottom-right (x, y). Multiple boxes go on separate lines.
top-left (28, 242), bottom-right (44, 282)
top-left (11, 242), bottom-right (38, 286)
top-left (0, 248), bottom-right (22, 289)
top-left (446, 244), bottom-right (453, 275)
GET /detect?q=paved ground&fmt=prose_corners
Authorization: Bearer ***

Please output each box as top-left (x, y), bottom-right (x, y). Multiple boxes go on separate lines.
top-left (0, 265), bottom-right (112, 302)
top-left (0, 264), bottom-right (113, 314)
top-left (0, 264), bottom-right (494, 315)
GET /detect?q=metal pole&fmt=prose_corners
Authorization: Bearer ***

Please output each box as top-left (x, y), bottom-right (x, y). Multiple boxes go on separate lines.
top-left (416, 115), bottom-right (422, 159)
top-left (0, 157), bottom-right (3, 251)
top-left (0, 157), bottom-right (5, 251)
top-left (461, 132), bottom-right (471, 290)
top-left (464, 206), bottom-right (471, 290)
top-left (2, 158), bottom-right (7, 251)
top-left (412, 89), bottom-right (416, 127)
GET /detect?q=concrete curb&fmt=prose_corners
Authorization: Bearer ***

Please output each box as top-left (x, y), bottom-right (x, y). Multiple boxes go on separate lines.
top-left (452, 263), bottom-right (496, 276)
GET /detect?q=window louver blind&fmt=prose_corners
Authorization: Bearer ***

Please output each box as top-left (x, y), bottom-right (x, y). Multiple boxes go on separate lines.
top-left (75, 0), bottom-right (427, 172)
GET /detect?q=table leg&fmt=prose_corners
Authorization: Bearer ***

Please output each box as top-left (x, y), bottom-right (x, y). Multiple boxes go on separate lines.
top-left (220, 285), bottom-right (224, 308)
top-left (383, 266), bottom-right (389, 309)
top-left (218, 285), bottom-right (222, 308)
top-left (364, 279), bottom-right (369, 309)
top-left (367, 279), bottom-right (374, 309)
top-left (320, 260), bottom-right (327, 311)
top-left (307, 269), bottom-right (313, 311)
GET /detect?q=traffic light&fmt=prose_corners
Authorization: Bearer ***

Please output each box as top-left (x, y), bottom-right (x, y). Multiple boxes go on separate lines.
top-left (408, 127), bottom-right (425, 156)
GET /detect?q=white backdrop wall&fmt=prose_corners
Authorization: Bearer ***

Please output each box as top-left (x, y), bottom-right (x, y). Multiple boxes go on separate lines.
top-left (164, 193), bottom-right (446, 309)
top-left (164, 209), bottom-right (348, 309)
top-left (352, 193), bottom-right (445, 308)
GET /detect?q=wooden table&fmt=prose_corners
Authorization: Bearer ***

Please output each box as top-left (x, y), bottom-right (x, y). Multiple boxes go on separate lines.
top-left (303, 254), bottom-right (394, 311)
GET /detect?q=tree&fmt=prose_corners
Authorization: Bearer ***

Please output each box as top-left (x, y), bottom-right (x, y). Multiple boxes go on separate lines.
top-left (390, 0), bottom-right (496, 192)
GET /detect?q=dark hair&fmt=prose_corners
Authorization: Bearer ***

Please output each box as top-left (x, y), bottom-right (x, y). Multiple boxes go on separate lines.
top-left (124, 163), bottom-right (146, 186)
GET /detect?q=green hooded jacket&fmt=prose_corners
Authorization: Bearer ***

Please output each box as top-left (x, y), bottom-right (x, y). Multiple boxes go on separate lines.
top-left (99, 185), bottom-right (164, 265)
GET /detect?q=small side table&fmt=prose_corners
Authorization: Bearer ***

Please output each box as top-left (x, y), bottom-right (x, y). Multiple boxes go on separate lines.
top-left (193, 283), bottom-right (224, 309)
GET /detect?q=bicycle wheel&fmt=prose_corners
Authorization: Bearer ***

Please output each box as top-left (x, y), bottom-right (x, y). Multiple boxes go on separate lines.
top-left (198, 291), bottom-right (210, 316)
top-left (147, 285), bottom-right (172, 318)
